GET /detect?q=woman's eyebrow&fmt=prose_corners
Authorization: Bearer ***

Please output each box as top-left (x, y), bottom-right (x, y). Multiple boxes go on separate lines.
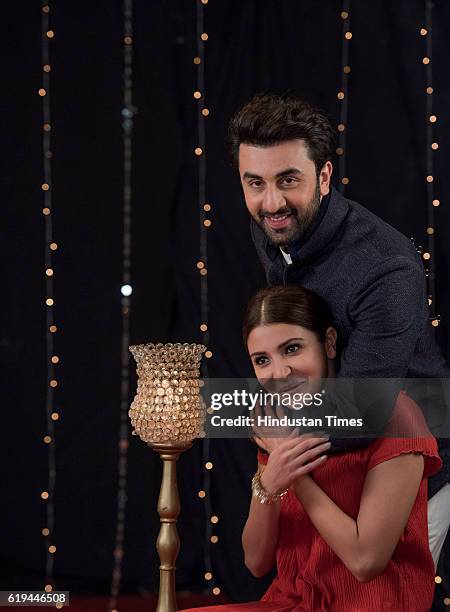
top-left (249, 350), bottom-right (266, 358)
top-left (250, 338), bottom-right (304, 357)
top-left (277, 337), bottom-right (304, 349)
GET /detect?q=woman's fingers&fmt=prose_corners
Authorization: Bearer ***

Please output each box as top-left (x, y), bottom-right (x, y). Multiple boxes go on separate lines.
top-left (253, 434), bottom-right (269, 452)
top-left (251, 404), bottom-right (267, 439)
top-left (263, 436), bottom-right (330, 491)
top-left (275, 402), bottom-right (290, 422)
top-left (289, 441), bottom-right (331, 466)
top-left (284, 434), bottom-right (329, 454)
top-left (294, 454), bottom-right (328, 476)
top-left (252, 401), bottom-right (275, 438)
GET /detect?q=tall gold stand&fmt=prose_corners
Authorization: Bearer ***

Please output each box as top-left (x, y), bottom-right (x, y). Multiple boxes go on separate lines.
top-left (128, 342), bottom-right (206, 612)
top-left (151, 442), bottom-right (193, 612)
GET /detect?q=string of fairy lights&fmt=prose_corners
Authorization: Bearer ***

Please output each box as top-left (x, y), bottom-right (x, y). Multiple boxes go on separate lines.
top-left (39, 1), bottom-right (60, 598)
top-left (420, 5), bottom-right (450, 604)
top-left (421, 2), bottom-right (447, 603)
top-left (420, 1), bottom-right (441, 330)
top-left (193, 0), bottom-right (222, 599)
top-left (108, 1), bottom-right (135, 609)
top-left (336, 1), bottom-right (352, 193)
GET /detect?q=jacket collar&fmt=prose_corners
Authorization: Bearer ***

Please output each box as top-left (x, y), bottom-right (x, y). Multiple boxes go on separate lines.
top-left (250, 185), bottom-right (349, 267)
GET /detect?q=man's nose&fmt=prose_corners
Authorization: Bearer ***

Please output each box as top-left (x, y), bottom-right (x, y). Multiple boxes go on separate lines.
top-left (262, 186), bottom-right (285, 214)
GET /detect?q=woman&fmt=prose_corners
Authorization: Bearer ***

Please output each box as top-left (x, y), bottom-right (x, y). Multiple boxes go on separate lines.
top-left (182, 286), bottom-right (441, 612)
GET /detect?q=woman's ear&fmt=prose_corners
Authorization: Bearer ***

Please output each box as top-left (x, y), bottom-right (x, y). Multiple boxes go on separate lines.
top-left (325, 327), bottom-right (337, 359)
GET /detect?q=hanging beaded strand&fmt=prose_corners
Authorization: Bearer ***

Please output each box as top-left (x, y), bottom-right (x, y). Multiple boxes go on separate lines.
top-left (421, 1), bottom-right (440, 328)
top-left (194, 0), bottom-right (222, 599)
top-left (337, 1), bottom-right (352, 193)
top-left (108, 0), bottom-right (135, 609)
top-left (40, 0), bottom-right (58, 594)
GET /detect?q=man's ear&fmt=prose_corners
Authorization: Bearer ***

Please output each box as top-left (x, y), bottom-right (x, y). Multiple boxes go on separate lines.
top-left (325, 326), bottom-right (337, 359)
top-left (319, 161), bottom-right (333, 196)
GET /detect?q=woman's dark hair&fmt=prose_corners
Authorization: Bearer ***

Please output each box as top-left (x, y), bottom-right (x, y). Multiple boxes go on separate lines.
top-left (242, 285), bottom-right (333, 347)
top-left (228, 94), bottom-right (336, 176)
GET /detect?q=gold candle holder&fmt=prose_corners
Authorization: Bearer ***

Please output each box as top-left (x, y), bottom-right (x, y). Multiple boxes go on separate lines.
top-left (129, 342), bottom-right (206, 612)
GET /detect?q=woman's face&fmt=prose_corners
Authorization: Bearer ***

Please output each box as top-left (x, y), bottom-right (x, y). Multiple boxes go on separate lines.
top-left (247, 323), bottom-right (336, 393)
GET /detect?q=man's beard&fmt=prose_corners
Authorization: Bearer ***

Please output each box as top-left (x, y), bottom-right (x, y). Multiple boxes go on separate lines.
top-left (257, 181), bottom-right (321, 247)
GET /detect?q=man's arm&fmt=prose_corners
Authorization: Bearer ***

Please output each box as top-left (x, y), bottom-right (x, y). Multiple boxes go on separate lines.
top-left (339, 256), bottom-right (426, 378)
top-left (294, 257), bottom-right (429, 445)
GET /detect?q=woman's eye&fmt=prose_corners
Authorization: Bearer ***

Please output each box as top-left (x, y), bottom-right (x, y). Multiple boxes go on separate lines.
top-left (285, 343), bottom-right (300, 354)
top-left (254, 356), bottom-right (269, 366)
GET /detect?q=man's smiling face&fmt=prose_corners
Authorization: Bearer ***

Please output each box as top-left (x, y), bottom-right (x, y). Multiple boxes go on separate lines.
top-left (239, 140), bottom-right (332, 247)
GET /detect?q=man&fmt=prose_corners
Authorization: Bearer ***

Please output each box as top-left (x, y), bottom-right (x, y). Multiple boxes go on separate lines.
top-left (229, 93), bottom-right (450, 567)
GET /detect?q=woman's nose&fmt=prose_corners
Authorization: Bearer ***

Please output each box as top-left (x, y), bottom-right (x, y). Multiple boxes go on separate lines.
top-left (272, 361), bottom-right (292, 380)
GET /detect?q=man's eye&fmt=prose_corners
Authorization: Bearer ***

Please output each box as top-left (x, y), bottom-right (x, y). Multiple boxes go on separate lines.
top-left (285, 343), bottom-right (300, 354)
top-left (280, 177), bottom-right (297, 186)
top-left (250, 181), bottom-right (263, 188)
top-left (254, 356), bottom-right (269, 366)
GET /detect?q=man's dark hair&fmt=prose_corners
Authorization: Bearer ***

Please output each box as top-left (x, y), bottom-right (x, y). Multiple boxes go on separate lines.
top-left (228, 94), bottom-right (336, 175)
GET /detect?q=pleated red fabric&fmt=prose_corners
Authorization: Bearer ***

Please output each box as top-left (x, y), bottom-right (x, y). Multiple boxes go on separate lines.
top-left (180, 392), bottom-right (442, 612)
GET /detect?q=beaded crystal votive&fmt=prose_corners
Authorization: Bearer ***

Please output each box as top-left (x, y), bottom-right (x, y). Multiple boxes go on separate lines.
top-left (129, 342), bottom-right (206, 444)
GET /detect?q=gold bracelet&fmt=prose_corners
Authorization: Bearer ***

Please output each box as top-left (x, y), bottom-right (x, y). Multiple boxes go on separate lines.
top-left (251, 469), bottom-right (288, 505)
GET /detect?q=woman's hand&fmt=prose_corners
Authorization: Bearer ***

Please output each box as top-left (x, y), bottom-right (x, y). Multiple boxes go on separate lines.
top-left (256, 429), bottom-right (330, 495)
top-left (251, 400), bottom-right (296, 454)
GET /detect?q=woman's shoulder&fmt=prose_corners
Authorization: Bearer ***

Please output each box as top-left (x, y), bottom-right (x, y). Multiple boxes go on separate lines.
top-left (366, 391), bottom-right (442, 477)
top-left (385, 390), bottom-right (431, 435)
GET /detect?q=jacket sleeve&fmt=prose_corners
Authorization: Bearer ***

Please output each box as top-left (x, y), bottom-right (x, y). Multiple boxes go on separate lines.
top-left (339, 255), bottom-right (426, 378)
top-left (298, 257), bottom-right (431, 451)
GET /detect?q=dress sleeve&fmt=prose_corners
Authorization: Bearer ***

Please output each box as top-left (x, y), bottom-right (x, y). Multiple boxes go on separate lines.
top-left (367, 392), bottom-right (442, 477)
top-left (367, 436), bottom-right (442, 478)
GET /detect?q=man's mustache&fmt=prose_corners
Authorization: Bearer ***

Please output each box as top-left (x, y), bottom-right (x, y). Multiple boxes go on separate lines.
top-left (259, 208), bottom-right (298, 220)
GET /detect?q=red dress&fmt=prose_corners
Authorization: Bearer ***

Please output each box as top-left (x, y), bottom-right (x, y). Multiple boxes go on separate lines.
top-left (180, 392), bottom-right (442, 612)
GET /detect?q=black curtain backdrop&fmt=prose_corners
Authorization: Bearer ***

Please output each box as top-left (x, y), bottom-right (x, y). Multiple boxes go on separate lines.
top-left (2, 0), bottom-right (450, 606)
